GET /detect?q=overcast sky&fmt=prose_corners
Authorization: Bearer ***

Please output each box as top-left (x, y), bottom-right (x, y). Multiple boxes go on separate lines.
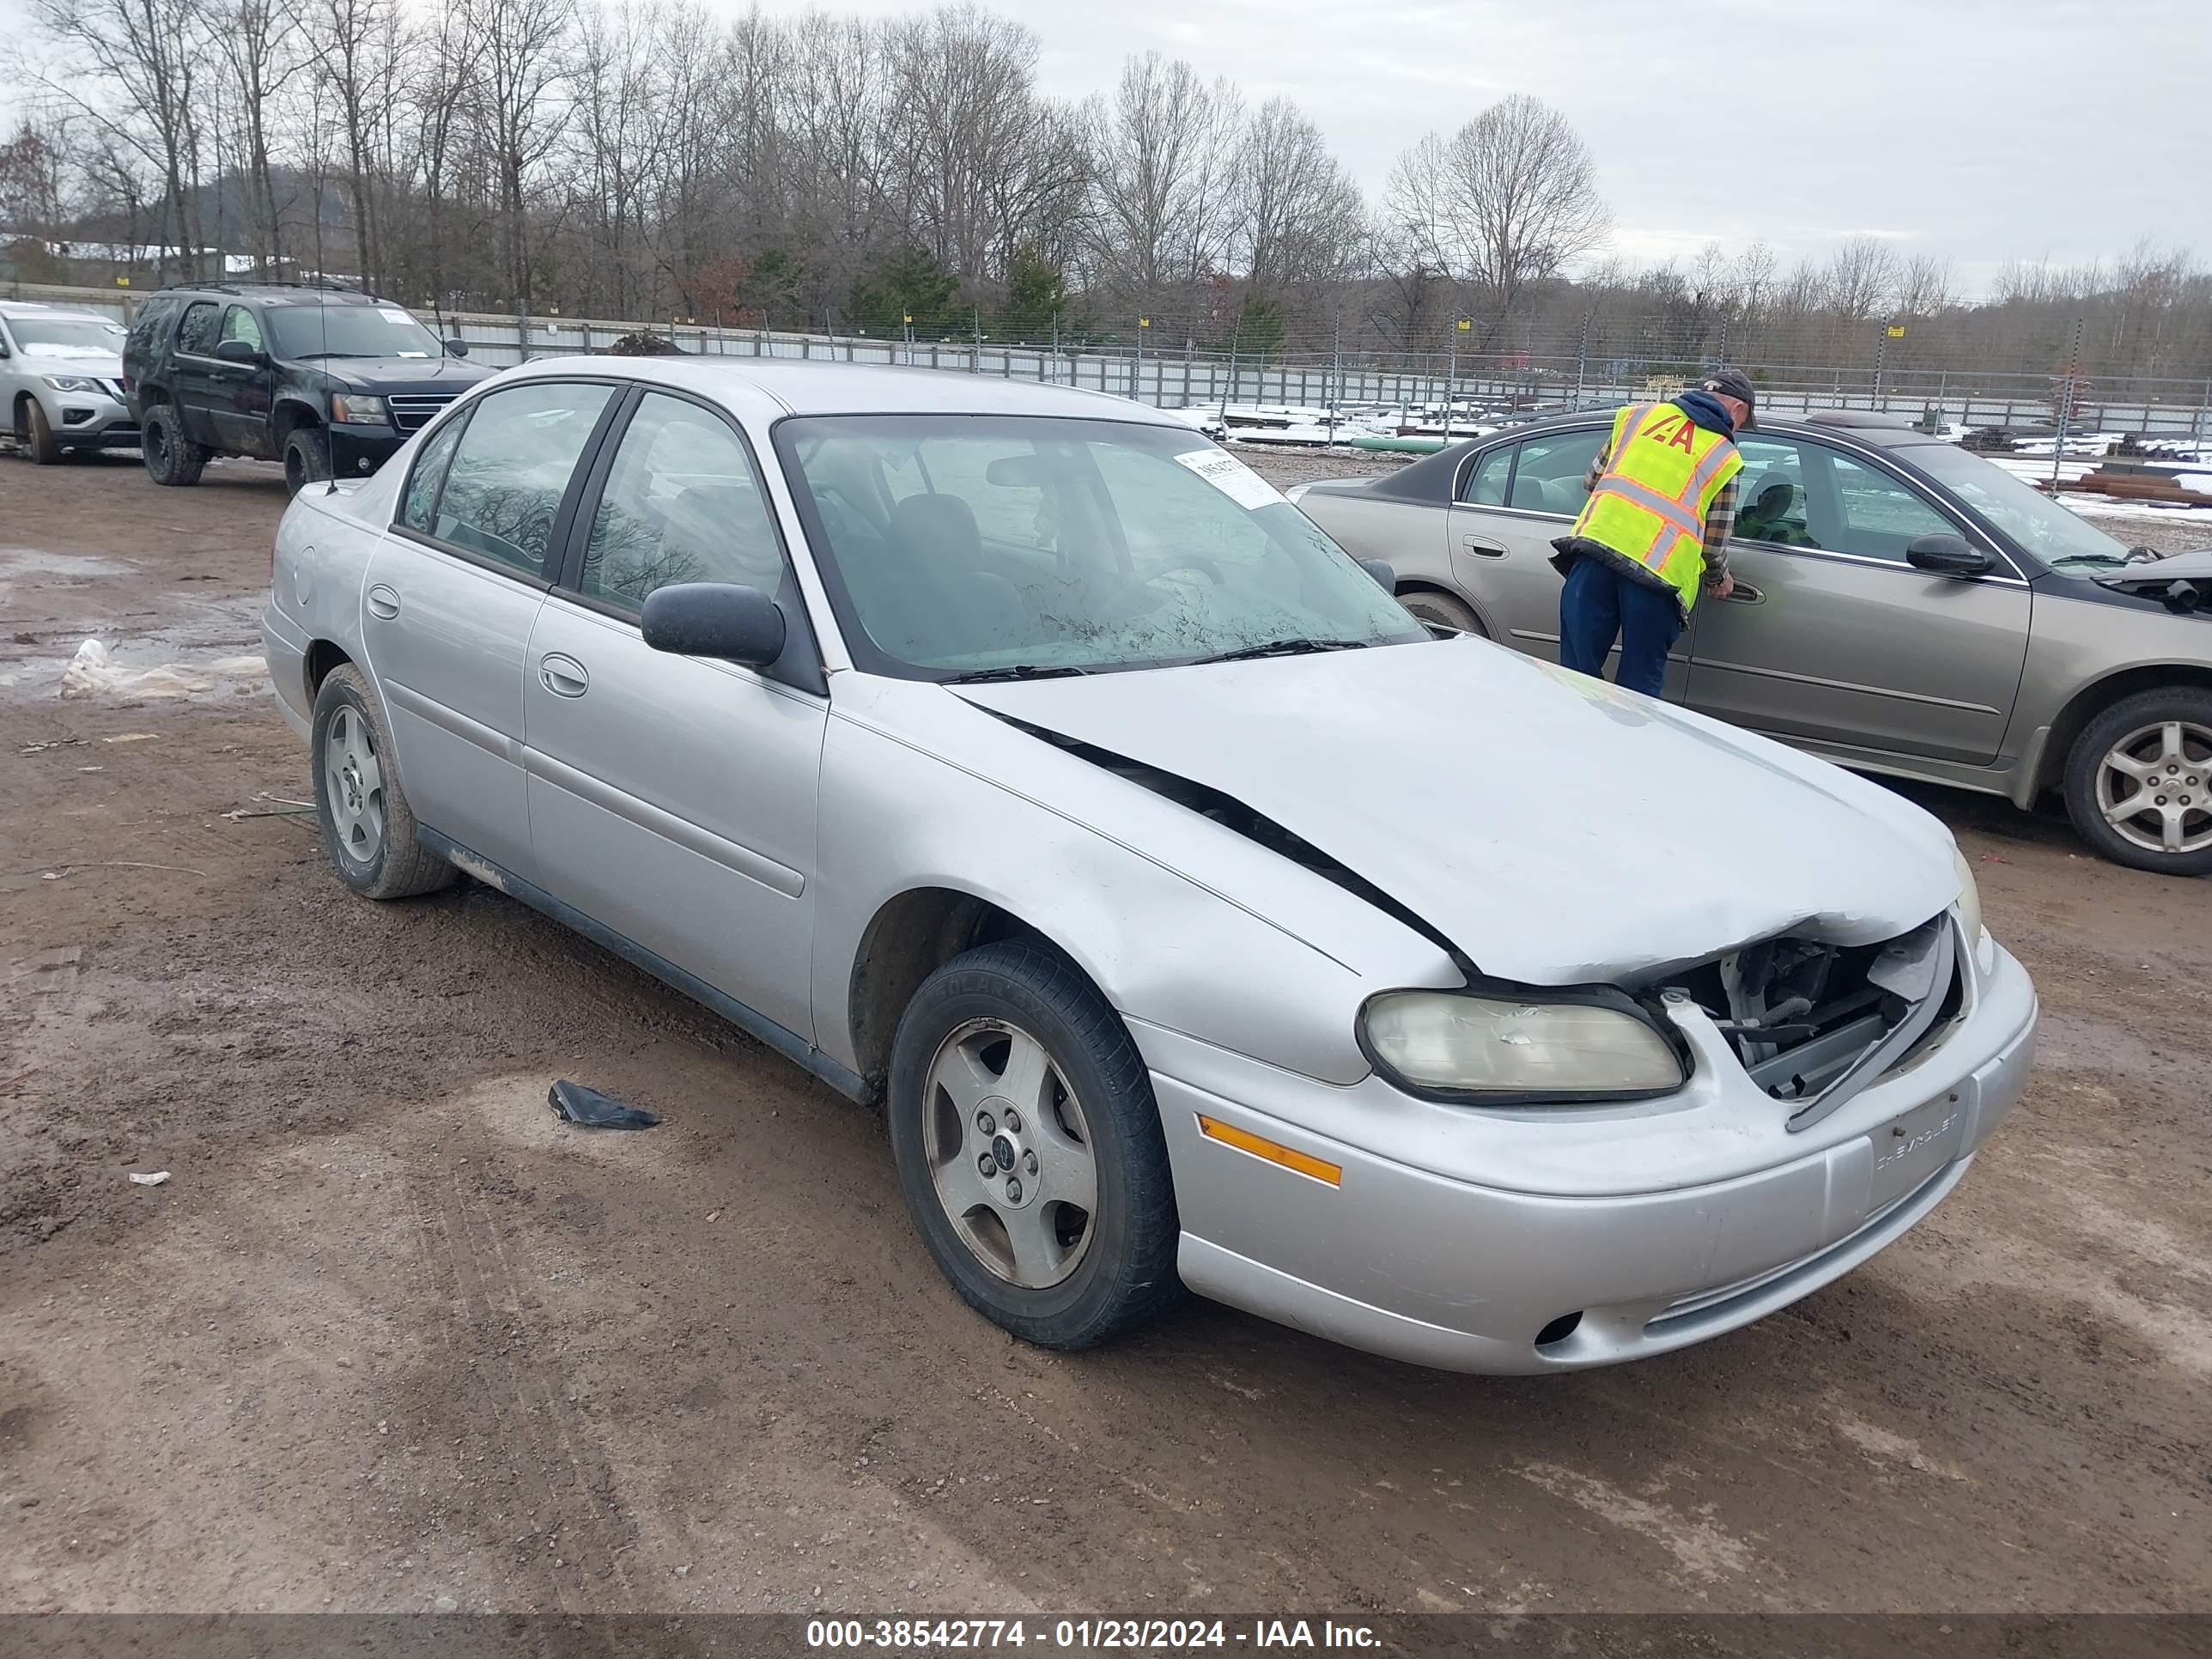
top-left (757, 0), bottom-right (2211, 292)
top-left (3, 0), bottom-right (2204, 293)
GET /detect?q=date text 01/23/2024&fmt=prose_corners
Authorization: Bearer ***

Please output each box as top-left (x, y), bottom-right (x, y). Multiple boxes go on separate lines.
top-left (805, 1620), bottom-right (1382, 1650)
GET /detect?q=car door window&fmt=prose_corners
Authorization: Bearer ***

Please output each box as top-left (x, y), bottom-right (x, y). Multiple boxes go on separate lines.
top-left (220, 306), bottom-right (264, 352)
top-left (580, 392), bottom-right (787, 611)
top-left (1819, 448), bottom-right (1960, 562)
top-left (1731, 435), bottom-right (1820, 548)
top-left (1459, 445), bottom-right (1512, 506)
top-left (177, 301), bottom-right (220, 356)
top-left (1506, 428), bottom-right (1604, 515)
top-left (431, 380), bottom-right (614, 579)
top-left (398, 409), bottom-right (471, 533)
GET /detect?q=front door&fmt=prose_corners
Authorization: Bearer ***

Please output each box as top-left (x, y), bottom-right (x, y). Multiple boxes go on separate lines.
top-left (523, 387), bottom-right (826, 1040)
top-left (1446, 422), bottom-right (1699, 700)
top-left (1686, 434), bottom-right (2031, 767)
top-left (213, 305), bottom-right (275, 455)
top-left (361, 378), bottom-right (618, 880)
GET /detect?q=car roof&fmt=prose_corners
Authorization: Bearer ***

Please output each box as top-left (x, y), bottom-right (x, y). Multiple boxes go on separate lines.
top-left (500, 354), bottom-right (1184, 423)
top-left (1367, 404), bottom-right (1952, 503)
top-left (155, 283), bottom-right (388, 305)
top-left (0, 301), bottom-right (115, 320)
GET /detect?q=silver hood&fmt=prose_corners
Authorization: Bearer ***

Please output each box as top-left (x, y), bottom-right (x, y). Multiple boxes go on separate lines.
top-left (955, 636), bottom-right (1960, 985)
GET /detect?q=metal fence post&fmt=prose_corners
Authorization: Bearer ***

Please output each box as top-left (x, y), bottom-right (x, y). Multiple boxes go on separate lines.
top-left (2051, 316), bottom-right (2085, 489)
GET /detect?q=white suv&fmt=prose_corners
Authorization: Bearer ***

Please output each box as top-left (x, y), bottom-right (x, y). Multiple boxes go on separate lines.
top-left (0, 301), bottom-right (137, 463)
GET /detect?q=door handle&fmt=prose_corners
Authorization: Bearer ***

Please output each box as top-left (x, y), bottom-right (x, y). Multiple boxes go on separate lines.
top-left (365, 583), bottom-right (401, 620)
top-left (539, 653), bottom-right (590, 698)
top-left (1461, 536), bottom-right (1509, 557)
top-left (1719, 581), bottom-right (1765, 604)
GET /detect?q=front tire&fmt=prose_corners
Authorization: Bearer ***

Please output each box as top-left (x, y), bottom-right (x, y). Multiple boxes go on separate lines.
top-left (310, 665), bottom-right (455, 899)
top-left (2062, 687), bottom-right (2212, 875)
top-left (141, 404), bottom-right (206, 486)
top-left (26, 399), bottom-right (62, 465)
top-left (283, 425), bottom-right (331, 496)
top-left (887, 940), bottom-right (1183, 1350)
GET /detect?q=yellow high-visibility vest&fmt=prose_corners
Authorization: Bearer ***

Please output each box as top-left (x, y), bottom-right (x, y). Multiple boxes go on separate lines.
top-left (1568, 402), bottom-right (1742, 614)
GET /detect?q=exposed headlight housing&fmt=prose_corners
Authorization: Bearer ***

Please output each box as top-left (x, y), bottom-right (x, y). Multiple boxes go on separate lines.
top-left (1361, 986), bottom-right (1688, 1105)
top-left (329, 393), bottom-right (390, 426)
top-left (42, 374), bottom-right (104, 393)
top-left (1953, 845), bottom-right (1991, 963)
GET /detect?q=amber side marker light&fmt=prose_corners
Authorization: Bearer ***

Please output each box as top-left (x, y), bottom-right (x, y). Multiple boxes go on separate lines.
top-left (1196, 1115), bottom-right (1342, 1188)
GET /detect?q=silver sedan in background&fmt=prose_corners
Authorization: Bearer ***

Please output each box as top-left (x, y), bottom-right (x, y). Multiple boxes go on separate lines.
top-left (261, 360), bottom-right (2034, 1374)
top-left (1292, 410), bottom-right (2212, 877)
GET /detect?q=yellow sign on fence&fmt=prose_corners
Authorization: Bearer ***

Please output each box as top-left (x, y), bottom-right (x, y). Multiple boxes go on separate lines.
top-left (1887, 325), bottom-right (1906, 337)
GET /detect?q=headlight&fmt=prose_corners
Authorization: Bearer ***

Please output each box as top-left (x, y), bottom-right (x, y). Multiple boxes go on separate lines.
top-left (42, 375), bottom-right (104, 393)
top-left (1953, 846), bottom-right (1988, 951)
top-left (1361, 988), bottom-right (1687, 1104)
top-left (329, 393), bottom-right (390, 425)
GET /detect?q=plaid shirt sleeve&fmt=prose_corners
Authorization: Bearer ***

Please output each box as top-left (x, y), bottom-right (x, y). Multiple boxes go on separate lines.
top-left (1701, 477), bottom-right (1735, 586)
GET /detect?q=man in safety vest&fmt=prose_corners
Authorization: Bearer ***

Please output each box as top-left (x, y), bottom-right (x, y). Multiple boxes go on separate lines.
top-left (1549, 368), bottom-right (1756, 697)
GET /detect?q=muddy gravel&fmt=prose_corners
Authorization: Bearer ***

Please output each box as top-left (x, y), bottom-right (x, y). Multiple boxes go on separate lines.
top-left (1, 448), bottom-right (2208, 1620)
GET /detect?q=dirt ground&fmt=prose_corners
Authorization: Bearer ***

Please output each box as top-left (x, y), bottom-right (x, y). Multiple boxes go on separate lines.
top-left (2, 448), bottom-right (2209, 1620)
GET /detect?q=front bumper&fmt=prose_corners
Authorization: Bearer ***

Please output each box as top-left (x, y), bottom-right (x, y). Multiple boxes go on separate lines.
top-left (327, 422), bottom-right (405, 477)
top-left (35, 386), bottom-right (137, 447)
top-left (1139, 937), bottom-right (2037, 1374)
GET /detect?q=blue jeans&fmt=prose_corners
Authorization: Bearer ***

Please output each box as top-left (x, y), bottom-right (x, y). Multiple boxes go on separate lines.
top-left (1558, 556), bottom-right (1684, 698)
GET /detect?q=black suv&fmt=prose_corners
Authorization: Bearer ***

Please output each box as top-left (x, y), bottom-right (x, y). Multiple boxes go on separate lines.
top-left (124, 283), bottom-right (494, 493)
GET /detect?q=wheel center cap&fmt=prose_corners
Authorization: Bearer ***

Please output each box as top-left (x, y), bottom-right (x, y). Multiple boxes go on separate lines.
top-left (990, 1134), bottom-right (1016, 1171)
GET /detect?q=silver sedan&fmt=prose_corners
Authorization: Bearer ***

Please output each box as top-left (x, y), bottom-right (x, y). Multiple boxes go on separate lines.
top-left (261, 360), bottom-right (2036, 1373)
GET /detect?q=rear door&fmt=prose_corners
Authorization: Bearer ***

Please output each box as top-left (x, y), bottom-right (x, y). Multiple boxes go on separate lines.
top-left (1444, 423), bottom-right (1698, 699)
top-left (522, 386), bottom-right (827, 1039)
top-left (360, 378), bottom-right (619, 880)
top-left (1686, 434), bottom-right (2031, 766)
top-left (170, 300), bottom-right (225, 445)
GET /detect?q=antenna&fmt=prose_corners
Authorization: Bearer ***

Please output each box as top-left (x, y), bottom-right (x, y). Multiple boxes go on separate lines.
top-left (320, 290), bottom-right (337, 495)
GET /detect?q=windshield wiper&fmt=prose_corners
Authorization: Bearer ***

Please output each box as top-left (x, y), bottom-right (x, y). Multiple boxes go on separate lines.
top-left (1192, 637), bottom-right (1372, 665)
top-left (939, 663), bottom-right (1091, 684)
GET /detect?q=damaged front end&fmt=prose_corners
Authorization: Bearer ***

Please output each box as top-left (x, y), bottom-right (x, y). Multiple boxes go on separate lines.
top-left (1662, 915), bottom-right (1961, 1131)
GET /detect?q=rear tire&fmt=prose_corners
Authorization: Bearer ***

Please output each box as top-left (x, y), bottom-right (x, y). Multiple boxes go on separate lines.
top-left (142, 404), bottom-right (206, 486)
top-left (2062, 686), bottom-right (2212, 876)
top-left (311, 665), bottom-right (455, 900)
top-left (26, 400), bottom-right (62, 465)
top-left (1400, 587), bottom-right (1485, 636)
top-left (283, 425), bottom-right (331, 496)
top-left (887, 940), bottom-right (1183, 1351)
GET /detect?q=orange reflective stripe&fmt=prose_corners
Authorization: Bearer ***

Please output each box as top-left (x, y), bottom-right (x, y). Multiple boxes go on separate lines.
top-left (1680, 439), bottom-right (1739, 507)
top-left (1588, 474), bottom-right (1706, 542)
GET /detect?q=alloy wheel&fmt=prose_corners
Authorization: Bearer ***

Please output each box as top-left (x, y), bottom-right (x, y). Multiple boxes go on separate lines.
top-left (323, 704), bottom-right (387, 864)
top-left (920, 1018), bottom-right (1097, 1288)
top-left (2097, 719), bottom-right (2212, 856)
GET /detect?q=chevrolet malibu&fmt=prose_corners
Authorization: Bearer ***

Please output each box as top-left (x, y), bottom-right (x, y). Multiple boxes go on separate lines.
top-left (261, 360), bottom-right (2038, 1373)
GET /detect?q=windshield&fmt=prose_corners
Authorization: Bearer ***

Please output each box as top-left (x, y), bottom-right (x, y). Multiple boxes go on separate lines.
top-left (5, 315), bottom-right (125, 356)
top-left (264, 301), bottom-right (442, 361)
top-left (1905, 443), bottom-right (2131, 567)
top-left (777, 415), bottom-right (1430, 677)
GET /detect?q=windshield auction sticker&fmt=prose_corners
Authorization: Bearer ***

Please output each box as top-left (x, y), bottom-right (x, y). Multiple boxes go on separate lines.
top-left (1174, 447), bottom-right (1284, 512)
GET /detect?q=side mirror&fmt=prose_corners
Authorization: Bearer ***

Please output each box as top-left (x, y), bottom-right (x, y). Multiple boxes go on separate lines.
top-left (1905, 533), bottom-right (1993, 578)
top-left (0, 339), bottom-right (10, 359)
top-left (641, 582), bottom-right (786, 668)
top-left (214, 338), bottom-right (260, 365)
top-left (1360, 558), bottom-right (1397, 592)
top-left (443, 337), bottom-right (469, 358)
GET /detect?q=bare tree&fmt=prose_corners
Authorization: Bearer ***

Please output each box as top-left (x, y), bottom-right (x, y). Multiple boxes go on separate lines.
top-left (1085, 52), bottom-right (1239, 307)
top-left (1396, 95), bottom-right (1608, 338)
top-left (457, 0), bottom-right (574, 311)
top-left (1228, 96), bottom-right (1364, 303)
top-left (33, 0), bottom-right (213, 280)
top-left (209, 0), bottom-right (301, 274)
top-left (1893, 252), bottom-right (1953, 318)
top-left (1821, 234), bottom-right (1899, 321)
